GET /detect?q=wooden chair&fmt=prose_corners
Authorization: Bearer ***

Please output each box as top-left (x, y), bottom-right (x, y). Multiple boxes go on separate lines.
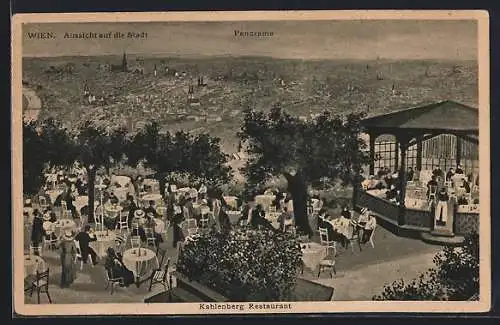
top-left (130, 236), bottom-right (141, 248)
top-left (105, 267), bottom-right (124, 295)
top-left (28, 269), bottom-right (52, 304)
top-left (144, 227), bottom-right (156, 247)
top-left (428, 185), bottom-right (438, 202)
top-left (94, 208), bottom-right (105, 230)
top-left (347, 223), bottom-right (362, 253)
top-left (318, 228), bottom-right (337, 257)
top-left (38, 196), bottom-right (50, 210)
top-left (364, 226), bottom-right (376, 248)
top-left (186, 218), bottom-right (198, 236)
top-left (318, 258), bottom-right (337, 278)
top-left (60, 201), bottom-right (72, 218)
top-left (29, 244), bottom-right (43, 256)
top-left (199, 213), bottom-right (210, 229)
top-left (115, 211), bottom-right (129, 231)
top-left (43, 233), bottom-right (58, 251)
top-left (156, 246), bottom-right (167, 267)
top-left (148, 258), bottom-right (171, 292)
top-left (74, 240), bottom-right (93, 270)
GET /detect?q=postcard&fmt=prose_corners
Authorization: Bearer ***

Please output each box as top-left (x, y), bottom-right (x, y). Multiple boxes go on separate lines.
top-left (11, 10), bottom-right (491, 315)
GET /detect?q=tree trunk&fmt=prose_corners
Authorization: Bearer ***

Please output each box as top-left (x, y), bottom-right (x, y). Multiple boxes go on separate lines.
top-left (158, 173), bottom-right (167, 199)
top-left (87, 167), bottom-right (96, 223)
top-left (283, 171), bottom-right (312, 237)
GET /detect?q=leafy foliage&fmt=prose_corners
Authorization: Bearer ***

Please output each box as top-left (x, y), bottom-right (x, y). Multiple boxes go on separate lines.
top-left (129, 122), bottom-right (232, 191)
top-left (238, 105), bottom-right (370, 234)
top-left (176, 227), bottom-right (303, 301)
top-left (23, 119), bottom-right (76, 194)
top-left (23, 121), bottom-right (46, 195)
top-left (373, 233), bottom-right (479, 301)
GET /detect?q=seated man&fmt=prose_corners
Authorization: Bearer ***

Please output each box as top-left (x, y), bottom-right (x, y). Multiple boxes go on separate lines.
top-left (427, 176), bottom-right (438, 196)
top-left (144, 200), bottom-right (159, 218)
top-left (432, 165), bottom-right (444, 180)
top-left (446, 168), bottom-right (455, 182)
top-left (277, 206), bottom-right (294, 232)
top-left (385, 185), bottom-right (398, 201)
top-left (407, 167), bottom-right (414, 182)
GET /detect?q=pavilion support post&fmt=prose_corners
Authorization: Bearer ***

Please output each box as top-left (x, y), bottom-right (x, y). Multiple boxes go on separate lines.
top-left (456, 136), bottom-right (462, 167)
top-left (394, 139), bottom-right (399, 173)
top-left (416, 136), bottom-right (423, 171)
top-left (397, 137), bottom-right (409, 226)
top-left (369, 132), bottom-right (376, 175)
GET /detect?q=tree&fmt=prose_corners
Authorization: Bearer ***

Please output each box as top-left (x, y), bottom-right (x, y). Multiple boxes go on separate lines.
top-left (129, 122), bottom-right (232, 196)
top-left (23, 121), bottom-right (46, 195)
top-left (238, 105), bottom-right (370, 236)
top-left (373, 233), bottom-right (479, 301)
top-left (23, 118), bottom-right (76, 195)
top-left (73, 121), bottom-right (129, 222)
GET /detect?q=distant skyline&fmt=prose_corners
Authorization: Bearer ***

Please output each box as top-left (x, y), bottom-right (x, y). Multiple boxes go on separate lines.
top-left (23, 20), bottom-right (478, 60)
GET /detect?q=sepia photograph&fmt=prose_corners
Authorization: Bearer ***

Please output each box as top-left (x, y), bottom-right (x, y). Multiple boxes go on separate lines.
top-left (11, 11), bottom-right (490, 315)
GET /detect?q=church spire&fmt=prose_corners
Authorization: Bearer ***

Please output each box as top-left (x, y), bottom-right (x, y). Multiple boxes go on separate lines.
top-left (122, 52), bottom-right (128, 72)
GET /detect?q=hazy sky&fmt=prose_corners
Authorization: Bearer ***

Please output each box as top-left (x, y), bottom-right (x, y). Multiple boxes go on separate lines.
top-left (22, 20), bottom-right (478, 60)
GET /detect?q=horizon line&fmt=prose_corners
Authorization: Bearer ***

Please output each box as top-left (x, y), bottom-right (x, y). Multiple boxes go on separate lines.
top-left (22, 53), bottom-right (478, 62)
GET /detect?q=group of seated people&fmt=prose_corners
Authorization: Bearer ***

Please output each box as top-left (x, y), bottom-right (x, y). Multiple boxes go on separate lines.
top-left (317, 206), bottom-right (376, 248)
top-left (425, 164), bottom-right (478, 204)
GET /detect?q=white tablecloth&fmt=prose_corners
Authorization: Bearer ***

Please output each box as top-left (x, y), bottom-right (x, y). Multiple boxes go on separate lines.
top-left (111, 175), bottom-right (132, 188)
top-left (142, 193), bottom-right (163, 202)
top-left (254, 195), bottom-right (275, 211)
top-left (54, 219), bottom-right (77, 230)
top-left (42, 221), bottom-right (56, 232)
top-left (223, 196), bottom-right (239, 209)
top-left (122, 248), bottom-right (159, 278)
top-left (105, 205), bottom-right (123, 216)
top-left (24, 255), bottom-right (45, 279)
top-left (89, 231), bottom-right (116, 257)
top-left (301, 243), bottom-right (327, 271)
top-left (226, 211), bottom-right (242, 224)
top-left (74, 196), bottom-right (89, 213)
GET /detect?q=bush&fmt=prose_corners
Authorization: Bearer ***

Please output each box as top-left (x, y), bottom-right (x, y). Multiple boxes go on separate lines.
top-left (373, 232), bottom-right (479, 301)
top-left (176, 228), bottom-right (303, 301)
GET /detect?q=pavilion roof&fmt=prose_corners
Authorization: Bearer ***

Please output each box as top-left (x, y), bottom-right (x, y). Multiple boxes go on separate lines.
top-left (361, 100), bottom-right (479, 134)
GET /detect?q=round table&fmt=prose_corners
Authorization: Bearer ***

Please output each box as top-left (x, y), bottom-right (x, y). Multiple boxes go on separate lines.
top-left (122, 248), bottom-right (159, 286)
top-left (89, 231), bottom-right (117, 257)
top-left (54, 219), bottom-right (77, 230)
top-left (74, 196), bottom-right (89, 214)
top-left (301, 243), bottom-right (327, 272)
top-left (45, 190), bottom-right (64, 204)
top-left (105, 205), bottom-right (123, 216)
top-left (223, 196), bottom-right (239, 210)
top-left (254, 195), bottom-right (275, 211)
top-left (42, 221), bottom-right (56, 232)
top-left (226, 211), bottom-right (242, 224)
top-left (142, 193), bottom-right (163, 203)
top-left (24, 255), bottom-right (46, 279)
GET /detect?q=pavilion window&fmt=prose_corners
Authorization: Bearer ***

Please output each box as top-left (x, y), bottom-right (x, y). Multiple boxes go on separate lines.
top-left (374, 140), bottom-right (396, 172)
top-left (405, 144), bottom-right (418, 170)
